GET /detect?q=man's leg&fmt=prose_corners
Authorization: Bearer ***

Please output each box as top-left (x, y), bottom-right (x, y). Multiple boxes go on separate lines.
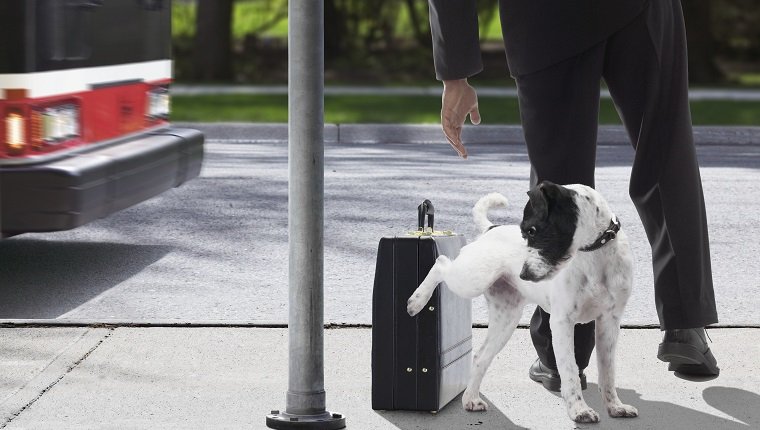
top-left (514, 43), bottom-right (605, 387)
top-left (602, 0), bottom-right (718, 374)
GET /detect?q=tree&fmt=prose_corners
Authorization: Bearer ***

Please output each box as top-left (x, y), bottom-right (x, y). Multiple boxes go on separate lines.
top-left (403, 0), bottom-right (431, 49)
top-left (682, 0), bottom-right (724, 84)
top-left (193, 0), bottom-right (234, 81)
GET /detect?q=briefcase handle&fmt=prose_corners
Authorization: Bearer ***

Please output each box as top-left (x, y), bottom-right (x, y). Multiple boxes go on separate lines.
top-left (418, 199), bottom-right (434, 232)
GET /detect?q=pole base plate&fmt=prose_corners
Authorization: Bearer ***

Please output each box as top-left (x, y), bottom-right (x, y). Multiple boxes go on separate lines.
top-left (266, 410), bottom-right (346, 430)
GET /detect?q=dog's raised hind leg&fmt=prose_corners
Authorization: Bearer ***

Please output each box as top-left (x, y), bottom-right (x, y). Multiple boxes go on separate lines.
top-left (596, 314), bottom-right (638, 418)
top-left (407, 255), bottom-right (450, 316)
top-left (462, 291), bottom-right (524, 412)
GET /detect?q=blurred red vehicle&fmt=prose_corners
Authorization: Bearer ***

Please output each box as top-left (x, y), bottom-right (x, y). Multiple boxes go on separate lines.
top-left (0, 0), bottom-right (203, 238)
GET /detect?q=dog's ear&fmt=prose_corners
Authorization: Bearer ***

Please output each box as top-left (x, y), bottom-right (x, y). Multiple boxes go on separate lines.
top-left (526, 185), bottom-right (549, 220)
top-left (527, 181), bottom-right (566, 219)
top-left (538, 181), bottom-right (565, 203)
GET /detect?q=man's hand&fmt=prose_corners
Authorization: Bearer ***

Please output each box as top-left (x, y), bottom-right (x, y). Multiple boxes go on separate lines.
top-left (441, 79), bottom-right (481, 159)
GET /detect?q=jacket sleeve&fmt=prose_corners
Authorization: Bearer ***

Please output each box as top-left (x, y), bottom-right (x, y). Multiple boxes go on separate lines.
top-left (428, 0), bottom-right (483, 80)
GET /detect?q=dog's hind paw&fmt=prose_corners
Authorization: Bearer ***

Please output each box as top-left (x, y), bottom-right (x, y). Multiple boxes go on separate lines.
top-left (463, 397), bottom-right (488, 412)
top-left (608, 403), bottom-right (638, 418)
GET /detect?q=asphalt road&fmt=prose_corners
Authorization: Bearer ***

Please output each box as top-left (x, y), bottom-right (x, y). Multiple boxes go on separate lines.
top-left (1, 124), bottom-right (758, 326)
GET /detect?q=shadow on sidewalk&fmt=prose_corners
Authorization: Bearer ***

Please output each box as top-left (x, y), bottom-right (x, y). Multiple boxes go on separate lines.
top-left (375, 393), bottom-right (528, 430)
top-left (703, 386), bottom-right (760, 428)
top-left (579, 384), bottom-right (759, 429)
top-left (0, 239), bottom-right (172, 319)
top-left (374, 386), bottom-right (759, 429)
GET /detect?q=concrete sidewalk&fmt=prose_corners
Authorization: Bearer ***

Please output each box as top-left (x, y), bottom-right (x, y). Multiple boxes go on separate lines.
top-left (1, 327), bottom-right (757, 429)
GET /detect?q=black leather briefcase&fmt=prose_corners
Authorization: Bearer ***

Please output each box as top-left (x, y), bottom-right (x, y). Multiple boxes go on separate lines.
top-left (371, 200), bottom-right (472, 412)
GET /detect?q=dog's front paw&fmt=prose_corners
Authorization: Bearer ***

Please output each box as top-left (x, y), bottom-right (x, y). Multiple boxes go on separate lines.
top-left (462, 396), bottom-right (488, 412)
top-left (569, 405), bottom-right (600, 423)
top-left (406, 295), bottom-right (426, 316)
top-left (608, 403), bottom-right (638, 418)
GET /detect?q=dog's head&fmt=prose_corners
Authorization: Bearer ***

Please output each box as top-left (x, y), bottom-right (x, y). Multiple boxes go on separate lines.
top-left (519, 181), bottom-right (613, 282)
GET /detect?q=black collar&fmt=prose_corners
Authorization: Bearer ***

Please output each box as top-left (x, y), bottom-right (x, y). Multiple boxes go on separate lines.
top-left (579, 216), bottom-right (621, 252)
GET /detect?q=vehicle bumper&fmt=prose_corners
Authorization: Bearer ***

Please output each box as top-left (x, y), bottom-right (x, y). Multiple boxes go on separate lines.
top-left (0, 127), bottom-right (204, 236)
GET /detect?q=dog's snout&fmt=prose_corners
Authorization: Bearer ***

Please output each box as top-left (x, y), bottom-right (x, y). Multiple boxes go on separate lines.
top-left (519, 264), bottom-right (534, 281)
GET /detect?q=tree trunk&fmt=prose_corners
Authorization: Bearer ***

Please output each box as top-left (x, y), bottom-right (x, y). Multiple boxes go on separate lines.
top-left (193, 0), bottom-right (234, 81)
top-left (405, 0), bottom-right (431, 48)
top-left (682, 0), bottom-right (723, 84)
top-left (325, 0), bottom-right (348, 60)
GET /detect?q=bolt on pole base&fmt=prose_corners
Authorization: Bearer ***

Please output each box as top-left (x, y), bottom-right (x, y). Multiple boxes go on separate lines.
top-left (266, 410), bottom-right (346, 430)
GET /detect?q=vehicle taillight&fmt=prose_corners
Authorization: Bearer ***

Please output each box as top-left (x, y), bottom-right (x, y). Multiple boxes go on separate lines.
top-left (2, 102), bottom-right (81, 157)
top-left (33, 104), bottom-right (80, 146)
top-left (147, 86), bottom-right (170, 120)
top-left (4, 110), bottom-right (26, 154)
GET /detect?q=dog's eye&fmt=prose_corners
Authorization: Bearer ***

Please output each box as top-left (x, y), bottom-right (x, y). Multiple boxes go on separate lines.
top-left (527, 226), bottom-right (537, 237)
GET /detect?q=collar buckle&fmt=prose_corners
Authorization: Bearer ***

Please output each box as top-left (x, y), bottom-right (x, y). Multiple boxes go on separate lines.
top-left (579, 216), bottom-right (621, 252)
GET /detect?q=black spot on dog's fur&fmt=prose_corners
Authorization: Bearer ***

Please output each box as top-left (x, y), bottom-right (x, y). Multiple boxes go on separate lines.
top-left (578, 274), bottom-right (589, 286)
top-left (521, 181), bottom-right (579, 269)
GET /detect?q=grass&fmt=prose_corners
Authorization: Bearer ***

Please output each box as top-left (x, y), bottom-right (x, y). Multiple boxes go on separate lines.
top-left (737, 73), bottom-right (760, 86)
top-left (171, 94), bottom-right (760, 125)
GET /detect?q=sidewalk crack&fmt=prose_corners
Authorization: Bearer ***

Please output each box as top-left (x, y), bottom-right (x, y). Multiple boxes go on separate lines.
top-left (0, 328), bottom-right (114, 429)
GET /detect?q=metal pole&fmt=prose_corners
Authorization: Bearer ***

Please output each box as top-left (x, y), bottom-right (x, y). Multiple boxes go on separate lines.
top-left (267, 0), bottom-right (344, 428)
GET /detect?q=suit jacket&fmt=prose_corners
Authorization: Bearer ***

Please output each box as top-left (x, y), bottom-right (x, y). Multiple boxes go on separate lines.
top-left (429, 0), bottom-right (649, 79)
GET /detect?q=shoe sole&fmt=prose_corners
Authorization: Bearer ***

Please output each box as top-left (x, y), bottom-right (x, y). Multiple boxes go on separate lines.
top-left (529, 371), bottom-right (588, 393)
top-left (658, 342), bottom-right (720, 376)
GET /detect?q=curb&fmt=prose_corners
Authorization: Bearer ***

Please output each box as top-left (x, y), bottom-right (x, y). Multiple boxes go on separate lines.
top-left (3, 319), bottom-right (755, 329)
top-left (171, 85), bottom-right (760, 101)
top-left (176, 123), bottom-right (760, 146)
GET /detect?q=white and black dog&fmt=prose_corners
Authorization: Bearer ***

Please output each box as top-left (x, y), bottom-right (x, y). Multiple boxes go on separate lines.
top-left (407, 181), bottom-right (638, 423)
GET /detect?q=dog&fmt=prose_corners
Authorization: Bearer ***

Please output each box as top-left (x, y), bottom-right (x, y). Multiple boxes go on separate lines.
top-left (406, 181), bottom-right (638, 423)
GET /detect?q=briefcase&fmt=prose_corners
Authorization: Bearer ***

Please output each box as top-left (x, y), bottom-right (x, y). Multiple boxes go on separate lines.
top-left (371, 200), bottom-right (472, 412)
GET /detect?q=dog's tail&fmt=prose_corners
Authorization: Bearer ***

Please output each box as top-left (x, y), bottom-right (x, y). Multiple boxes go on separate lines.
top-left (472, 192), bottom-right (509, 233)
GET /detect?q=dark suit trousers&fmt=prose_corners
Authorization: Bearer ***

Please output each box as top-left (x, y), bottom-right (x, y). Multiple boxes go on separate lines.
top-left (514, 0), bottom-right (719, 370)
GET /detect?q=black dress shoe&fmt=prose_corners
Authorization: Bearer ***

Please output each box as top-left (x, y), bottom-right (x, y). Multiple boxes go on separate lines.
top-left (529, 358), bottom-right (587, 392)
top-left (658, 328), bottom-right (720, 376)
